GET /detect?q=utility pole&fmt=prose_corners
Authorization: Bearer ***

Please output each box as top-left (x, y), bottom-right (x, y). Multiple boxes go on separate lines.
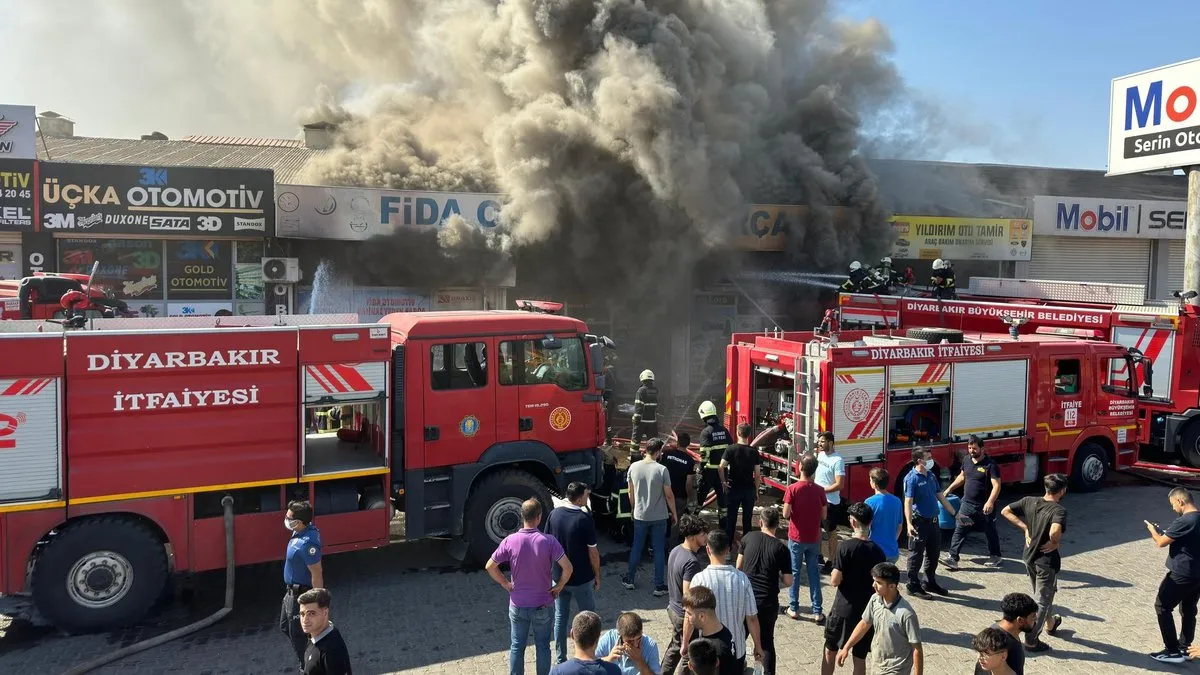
top-left (1187, 167), bottom-right (1200, 306)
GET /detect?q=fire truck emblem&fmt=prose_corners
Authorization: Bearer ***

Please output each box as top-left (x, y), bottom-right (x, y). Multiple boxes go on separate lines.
top-left (460, 415), bottom-right (480, 438)
top-left (843, 388), bottom-right (871, 422)
top-left (549, 406), bottom-right (572, 432)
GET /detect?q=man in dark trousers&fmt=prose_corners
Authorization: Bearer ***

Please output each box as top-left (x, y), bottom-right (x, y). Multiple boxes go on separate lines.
top-left (735, 506), bottom-right (792, 675)
top-left (661, 432), bottom-right (697, 533)
top-left (823, 502), bottom-right (886, 675)
top-left (696, 401), bottom-right (731, 527)
top-left (662, 515), bottom-right (709, 675)
top-left (1001, 473), bottom-right (1067, 653)
top-left (297, 588), bottom-right (352, 675)
top-left (720, 423), bottom-right (762, 550)
top-left (632, 369), bottom-right (659, 444)
top-left (904, 448), bottom-right (956, 599)
top-left (548, 482), bottom-right (602, 665)
top-left (282, 500), bottom-right (324, 668)
top-left (1147, 487), bottom-right (1200, 664)
top-left (942, 435), bottom-right (1003, 570)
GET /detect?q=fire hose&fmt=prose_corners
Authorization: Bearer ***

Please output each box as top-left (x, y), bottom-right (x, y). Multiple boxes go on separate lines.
top-left (60, 495), bottom-right (236, 675)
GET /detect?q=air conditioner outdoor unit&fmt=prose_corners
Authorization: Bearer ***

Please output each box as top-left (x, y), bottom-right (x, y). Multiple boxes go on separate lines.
top-left (261, 257), bottom-right (301, 284)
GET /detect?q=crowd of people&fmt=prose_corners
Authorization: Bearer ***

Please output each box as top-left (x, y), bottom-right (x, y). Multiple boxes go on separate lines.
top-left (274, 424), bottom-right (1200, 673)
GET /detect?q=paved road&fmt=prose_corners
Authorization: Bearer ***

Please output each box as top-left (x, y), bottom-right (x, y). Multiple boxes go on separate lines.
top-left (0, 474), bottom-right (1189, 674)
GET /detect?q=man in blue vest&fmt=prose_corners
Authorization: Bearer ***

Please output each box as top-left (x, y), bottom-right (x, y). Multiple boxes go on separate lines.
top-left (281, 499), bottom-right (324, 668)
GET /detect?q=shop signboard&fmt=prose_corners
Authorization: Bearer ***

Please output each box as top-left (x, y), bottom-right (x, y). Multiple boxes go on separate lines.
top-left (0, 105), bottom-right (36, 160)
top-left (39, 162), bottom-right (274, 236)
top-left (0, 158), bottom-right (34, 232)
top-left (167, 302), bottom-right (233, 317)
top-left (433, 288), bottom-right (483, 311)
top-left (296, 286), bottom-right (431, 322)
top-left (166, 240), bottom-right (233, 300)
top-left (734, 204), bottom-right (854, 252)
top-left (274, 184), bottom-right (503, 240)
top-left (1108, 57), bottom-right (1200, 175)
top-left (889, 216), bottom-right (1032, 261)
top-left (1032, 196), bottom-right (1187, 239)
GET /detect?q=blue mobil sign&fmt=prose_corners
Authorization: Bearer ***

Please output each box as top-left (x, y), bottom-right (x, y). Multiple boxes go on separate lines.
top-left (274, 184), bottom-right (504, 240)
top-left (1032, 196), bottom-right (1187, 240)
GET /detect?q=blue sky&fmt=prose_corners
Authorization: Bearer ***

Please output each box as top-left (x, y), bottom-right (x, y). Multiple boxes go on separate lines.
top-left (843, 0), bottom-right (1200, 169)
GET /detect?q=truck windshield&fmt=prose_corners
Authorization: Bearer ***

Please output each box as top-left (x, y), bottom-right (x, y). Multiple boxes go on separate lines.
top-left (499, 337), bottom-right (588, 391)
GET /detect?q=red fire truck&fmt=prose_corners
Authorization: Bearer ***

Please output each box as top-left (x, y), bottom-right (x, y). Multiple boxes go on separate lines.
top-left (0, 304), bottom-right (608, 632)
top-left (0, 272), bottom-right (133, 321)
top-left (835, 277), bottom-right (1200, 468)
top-left (724, 320), bottom-right (1152, 505)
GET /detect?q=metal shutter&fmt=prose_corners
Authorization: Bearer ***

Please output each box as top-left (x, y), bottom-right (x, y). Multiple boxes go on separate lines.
top-left (1027, 236), bottom-right (1151, 286)
top-left (0, 377), bottom-right (61, 502)
top-left (1166, 240), bottom-right (1185, 297)
top-left (950, 360), bottom-right (1027, 440)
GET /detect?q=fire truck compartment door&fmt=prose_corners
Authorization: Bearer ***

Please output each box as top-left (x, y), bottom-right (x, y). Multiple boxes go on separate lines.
top-left (304, 362), bottom-right (387, 403)
top-left (888, 363), bottom-right (951, 395)
top-left (831, 367), bottom-right (886, 462)
top-left (0, 377), bottom-right (62, 503)
top-left (951, 360), bottom-right (1027, 439)
top-left (1109, 326), bottom-right (1174, 398)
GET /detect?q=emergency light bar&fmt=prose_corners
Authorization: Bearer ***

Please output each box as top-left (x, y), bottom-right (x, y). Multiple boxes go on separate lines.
top-left (515, 300), bottom-right (564, 314)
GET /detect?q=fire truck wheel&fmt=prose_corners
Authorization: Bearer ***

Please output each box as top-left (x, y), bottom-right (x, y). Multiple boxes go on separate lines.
top-left (465, 470), bottom-right (552, 565)
top-left (1180, 422), bottom-right (1200, 468)
top-left (31, 516), bottom-right (168, 634)
top-left (1069, 442), bottom-right (1108, 493)
top-left (904, 328), bottom-right (965, 344)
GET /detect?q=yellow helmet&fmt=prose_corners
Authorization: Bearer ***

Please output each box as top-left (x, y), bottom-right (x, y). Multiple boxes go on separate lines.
top-left (697, 400), bottom-right (718, 419)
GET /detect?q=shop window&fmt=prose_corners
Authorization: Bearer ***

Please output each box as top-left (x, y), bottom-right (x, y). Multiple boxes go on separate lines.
top-left (498, 338), bottom-right (588, 391)
top-left (167, 240), bottom-right (233, 301)
top-left (59, 239), bottom-right (164, 300)
top-left (431, 342), bottom-right (488, 390)
top-left (235, 240), bottom-right (264, 300)
top-left (302, 400), bottom-right (386, 475)
top-left (1054, 359), bottom-right (1080, 395)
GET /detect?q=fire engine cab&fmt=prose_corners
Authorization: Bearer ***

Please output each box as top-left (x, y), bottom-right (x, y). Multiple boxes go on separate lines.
top-left (0, 305), bottom-right (608, 632)
top-left (0, 272), bottom-right (132, 321)
top-left (726, 322), bottom-right (1148, 505)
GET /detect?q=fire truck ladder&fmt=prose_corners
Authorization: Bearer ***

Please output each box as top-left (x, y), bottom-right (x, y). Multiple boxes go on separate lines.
top-left (787, 340), bottom-right (825, 483)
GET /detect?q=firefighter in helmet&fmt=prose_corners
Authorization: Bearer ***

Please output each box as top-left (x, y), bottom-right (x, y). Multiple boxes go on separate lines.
top-left (876, 256), bottom-right (907, 293)
top-left (632, 369), bottom-right (659, 443)
top-left (840, 261), bottom-right (870, 293)
top-left (931, 258), bottom-right (957, 299)
top-left (696, 400), bottom-right (731, 527)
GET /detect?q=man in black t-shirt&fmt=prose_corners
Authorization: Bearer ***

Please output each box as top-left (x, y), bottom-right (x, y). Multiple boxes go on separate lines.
top-left (662, 515), bottom-right (710, 675)
top-left (735, 507), bottom-right (792, 675)
top-left (1002, 473), bottom-right (1067, 653)
top-left (547, 482), bottom-right (602, 664)
top-left (297, 588), bottom-right (352, 675)
top-left (943, 435), bottom-right (1003, 569)
top-left (823, 501), bottom-right (885, 675)
top-left (1147, 487), bottom-right (1200, 663)
top-left (662, 432), bottom-right (698, 534)
top-left (682, 586), bottom-right (741, 675)
top-left (720, 424), bottom-right (762, 550)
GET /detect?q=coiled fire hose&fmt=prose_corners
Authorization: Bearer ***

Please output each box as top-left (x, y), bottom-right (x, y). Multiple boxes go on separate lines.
top-left (62, 494), bottom-right (237, 675)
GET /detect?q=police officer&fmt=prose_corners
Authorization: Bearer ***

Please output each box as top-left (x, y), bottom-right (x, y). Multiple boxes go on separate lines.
top-left (840, 261), bottom-right (870, 293)
top-left (696, 401), bottom-right (731, 528)
top-left (281, 500), bottom-right (324, 668)
top-left (931, 258), bottom-right (956, 299)
top-left (632, 369), bottom-right (659, 444)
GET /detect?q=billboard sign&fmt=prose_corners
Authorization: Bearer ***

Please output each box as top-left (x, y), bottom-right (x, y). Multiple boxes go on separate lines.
top-left (888, 216), bottom-right (1031, 261)
top-left (1032, 195), bottom-right (1187, 239)
top-left (274, 184), bottom-right (502, 240)
top-left (0, 158), bottom-right (34, 232)
top-left (39, 163), bottom-right (274, 236)
top-left (0, 105), bottom-right (36, 159)
top-left (1108, 57), bottom-right (1200, 175)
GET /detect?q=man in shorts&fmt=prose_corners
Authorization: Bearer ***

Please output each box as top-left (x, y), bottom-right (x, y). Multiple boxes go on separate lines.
top-left (823, 502), bottom-right (886, 675)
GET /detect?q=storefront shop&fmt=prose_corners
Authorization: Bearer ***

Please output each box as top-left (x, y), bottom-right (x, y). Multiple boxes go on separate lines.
top-left (33, 162), bottom-right (274, 315)
top-left (0, 158), bottom-right (34, 280)
top-left (1028, 196), bottom-right (1185, 300)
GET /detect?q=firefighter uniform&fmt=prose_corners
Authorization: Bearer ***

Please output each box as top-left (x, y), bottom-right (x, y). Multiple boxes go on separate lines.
top-left (632, 370), bottom-right (659, 443)
top-left (696, 401), bottom-right (731, 525)
top-left (931, 259), bottom-right (956, 299)
top-left (840, 261), bottom-right (870, 293)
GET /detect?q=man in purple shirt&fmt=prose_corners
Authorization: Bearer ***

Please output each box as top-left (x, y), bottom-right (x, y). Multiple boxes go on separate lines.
top-left (488, 498), bottom-right (575, 675)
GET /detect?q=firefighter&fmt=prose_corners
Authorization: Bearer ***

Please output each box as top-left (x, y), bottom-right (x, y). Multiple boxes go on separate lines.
top-left (840, 261), bottom-right (870, 293)
top-left (632, 369), bottom-right (659, 443)
top-left (931, 258), bottom-right (957, 299)
top-left (696, 400), bottom-right (731, 528)
top-left (876, 256), bottom-right (906, 293)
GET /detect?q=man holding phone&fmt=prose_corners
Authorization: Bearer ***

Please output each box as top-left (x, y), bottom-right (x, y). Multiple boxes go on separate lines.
top-left (596, 612), bottom-right (662, 675)
top-left (1146, 487), bottom-right (1200, 664)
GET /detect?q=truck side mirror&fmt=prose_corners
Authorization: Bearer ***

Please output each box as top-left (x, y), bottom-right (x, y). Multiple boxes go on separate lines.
top-left (589, 343), bottom-right (604, 374)
top-left (540, 335), bottom-right (562, 350)
top-left (1142, 360), bottom-right (1154, 396)
top-left (595, 373), bottom-right (606, 391)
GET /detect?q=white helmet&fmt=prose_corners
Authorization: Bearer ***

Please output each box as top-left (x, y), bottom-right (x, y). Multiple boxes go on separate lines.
top-left (849, 261), bottom-right (862, 271)
top-left (932, 258), bottom-right (946, 270)
top-left (880, 256), bottom-right (892, 265)
top-left (697, 400), bottom-right (719, 419)
top-left (639, 369), bottom-right (655, 382)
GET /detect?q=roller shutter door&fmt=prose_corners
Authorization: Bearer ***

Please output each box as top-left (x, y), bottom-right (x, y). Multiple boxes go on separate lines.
top-left (1166, 240), bottom-right (1185, 297)
top-left (1027, 236), bottom-right (1151, 287)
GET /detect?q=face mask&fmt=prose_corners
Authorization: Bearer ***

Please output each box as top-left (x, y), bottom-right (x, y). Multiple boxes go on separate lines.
top-left (925, 459), bottom-right (935, 471)
top-left (284, 518), bottom-right (296, 531)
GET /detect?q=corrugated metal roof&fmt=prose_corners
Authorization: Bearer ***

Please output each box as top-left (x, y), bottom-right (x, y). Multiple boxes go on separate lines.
top-left (180, 135), bottom-right (307, 148)
top-left (36, 135), bottom-right (322, 184)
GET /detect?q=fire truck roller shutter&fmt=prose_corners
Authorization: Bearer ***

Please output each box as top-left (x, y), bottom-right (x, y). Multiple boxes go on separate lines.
top-left (0, 375), bottom-right (62, 502)
top-left (904, 328), bottom-right (965, 344)
top-left (950, 360), bottom-right (1028, 440)
top-left (31, 515), bottom-right (168, 634)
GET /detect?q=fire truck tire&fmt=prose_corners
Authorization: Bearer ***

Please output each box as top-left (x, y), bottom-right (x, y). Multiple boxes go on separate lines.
top-left (32, 516), bottom-right (168, 634)
top-left (904, 328), bottom-right (965, 344)
top-left (465, 470), bottom-right (552, 566)
top-left (1180, 422), bottom-right (1200, 468)
top-left (1069, 442), bottom-right (1108, 493)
